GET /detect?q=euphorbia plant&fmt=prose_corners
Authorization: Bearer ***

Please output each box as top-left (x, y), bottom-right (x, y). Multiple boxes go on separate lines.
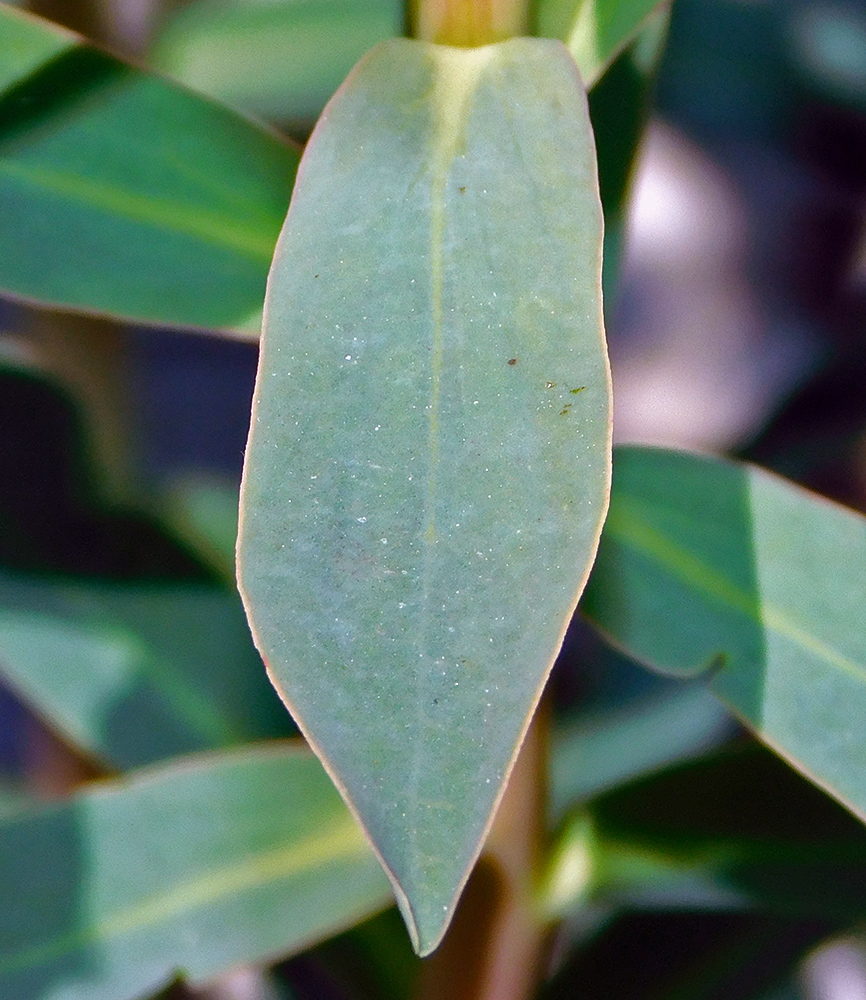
top-left (0, 0), bottom-right (865, 997)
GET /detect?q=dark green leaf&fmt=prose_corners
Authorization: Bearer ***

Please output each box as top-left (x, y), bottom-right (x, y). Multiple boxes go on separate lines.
top-left (550, 683), bottom-right (732, 814)
top-left (540, 911), bottom-right (824, 1000)
top-left (151, 0), bottom-right (403, 125)
top-left (536, 0), bottom-right (668, 86)
top-left (0, 4), bottom-right (298, 333)
top-left (591, 745), bottom-right (866, 920)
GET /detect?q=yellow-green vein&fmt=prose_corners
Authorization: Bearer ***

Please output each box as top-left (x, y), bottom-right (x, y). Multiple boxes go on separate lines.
top-left (0, 159), bottom-right (278, 261)
top-left (607, 498), bottom-right (866, 682)
top-left (424, 47), bottom-right (490, 544)
top-left (0, 813), bottom-right (377, 976)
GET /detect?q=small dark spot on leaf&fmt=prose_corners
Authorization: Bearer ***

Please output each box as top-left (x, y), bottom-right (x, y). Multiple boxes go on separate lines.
top-left (459, 186), bottom-right (466, 193)
top-left (507, 358), bottom-right (517, 366)
top-left (314, 274), bottom-right (319, 278)
top-left (560, 404), bottom-right (572, 416)
top-left (545, 381), bottom-right (555, 389)
top-left (571, 386), bottom-right (585, 394)
top-left (433, 698), bottom-right (439, 705)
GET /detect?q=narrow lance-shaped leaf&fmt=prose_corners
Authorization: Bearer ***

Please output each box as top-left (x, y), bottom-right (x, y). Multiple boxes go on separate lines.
top-left (0, 743), bottom-right (391, 1000)
top-left (238, 37), bottom-right (611, 954)
top-left (582, 445), bottom-right (866, 825)
top-left (0, 3), bottom-right (297, 334)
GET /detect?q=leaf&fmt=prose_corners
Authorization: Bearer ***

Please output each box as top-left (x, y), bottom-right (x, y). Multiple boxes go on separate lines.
top-left (0, 4), bottom-right (298, 333)
top-left (0, 743), bottom-right (391, 1000)
top-left (582, 445), bottom-right (866, 824)
top-left (541, 745), bottom-right (866, 924)
top-left (589, 745), bottom-right (866, 920)
top-left (550, 683), bottom-right (732, 814)
top-left (588, 9), bottom-right (668, 300)
top-left (0, 572), bottom-right (290, 769)
top-left (0, 4), bottom-right (76, 90)
top-left (536, 0), bottom-right (669, 87)
top-left (158, 473), bottom-right (240, 583)
top-left (150, 0), bottom-right (403, 124)
top-left (540, 911), bottom-right (828, 1000)
top-left (238, 38), bottom-right (610, 954)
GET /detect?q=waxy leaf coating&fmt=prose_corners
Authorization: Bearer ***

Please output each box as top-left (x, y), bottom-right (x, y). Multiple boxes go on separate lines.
top-left (239, 37), bottom-right (611, 954)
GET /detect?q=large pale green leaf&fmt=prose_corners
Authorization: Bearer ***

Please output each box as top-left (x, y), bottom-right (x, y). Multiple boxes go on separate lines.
top-left (536, 0), bottom-right (668, 87)
top-left (151, 0), bottom-right (402, 124)
top-left (238, 38), bottom-right (610, 954)
top-left (0, 4), bottom-right (297, 333)
top-left (0, 743), bottom-right (391, 1000)
top-left (0, 572), bottom-right (290, 769)
top-left (582, 446), bottom-right (866, 823)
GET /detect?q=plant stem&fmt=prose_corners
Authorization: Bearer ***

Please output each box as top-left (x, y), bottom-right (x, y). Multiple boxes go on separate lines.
top-left (27, 313), bottom-right (134, 505)
top-left (414, 706), bottom-right (551, 1000)
top-left (411, 0), bottom-right (529, 46)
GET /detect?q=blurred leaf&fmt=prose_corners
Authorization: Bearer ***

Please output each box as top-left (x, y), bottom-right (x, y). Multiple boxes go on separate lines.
top-left (0, 743), bottom-right (391, 1000)
top-left (0, 4), bottom-right (298, 333)
top-left (0, 4), bottom-right (75, 89)
top-left (0, 571), bottom-right (290, 769)
top-left (588, 745), bottom-right (866, 921)
top-left (588, 8), bottom-right (668, 301)
top-left (151, 0), bottom-right (403, 125)
top-left (238, 38), bottom-right (610, 955)
top-left (582, 446), bottom-right (866, 825)
top-left (540, 911), bottom-right (822, 1000)
top-left (158, 474), bottom-right (240, 584)
top-left (790, 4), bottom-right (866, 113)
top-left (536, 0), bottom-right (668, 87)
top-left (550, 683), bottom-right (732, 815)
top-left (0, 780), bottom-right (30, 819)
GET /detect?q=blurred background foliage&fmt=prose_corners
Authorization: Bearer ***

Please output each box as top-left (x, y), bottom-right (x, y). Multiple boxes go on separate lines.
top-left (2, 0), bottom-right (866, 997)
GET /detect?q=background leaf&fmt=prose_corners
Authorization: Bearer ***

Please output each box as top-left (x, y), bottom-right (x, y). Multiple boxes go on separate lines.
top-left (150, 0), bottom-right (403, 127)
top-left (536, 0), bottom-right (668, 87)
top-left (0, 743), bottom-right (391, 1000)
top-left (582, 445), bottom-right (866, 824)
top-left (238, 37), bottom-right (610, 955)
top-left (0, 571), bottom-right (290, 769)
top-left (0, 4), bottom-right (297, 333)
top-left (589, 744), bottom-right (866, 920)
top-left (550, 682), bottom-right (733, 814)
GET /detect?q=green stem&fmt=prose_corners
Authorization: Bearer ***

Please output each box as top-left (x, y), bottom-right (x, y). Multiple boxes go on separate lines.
top-left (411, 0), bottom-right (529, 46)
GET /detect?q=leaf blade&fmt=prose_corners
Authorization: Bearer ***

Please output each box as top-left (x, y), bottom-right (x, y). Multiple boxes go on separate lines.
top-left (150, 0), bottom-right (403, 124)
top-left (582, 446), bottom-right (866, 824)
top-left (0, 744), bottom-right (391, 999)
top-left (0, 572), bottom-right (290, 769)
top-left (0, 4), bottom-right (298, 333)
top-left (536, 0), bottom-right (669, 87)
top-left (238, 37), bottom-right (611, 954)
